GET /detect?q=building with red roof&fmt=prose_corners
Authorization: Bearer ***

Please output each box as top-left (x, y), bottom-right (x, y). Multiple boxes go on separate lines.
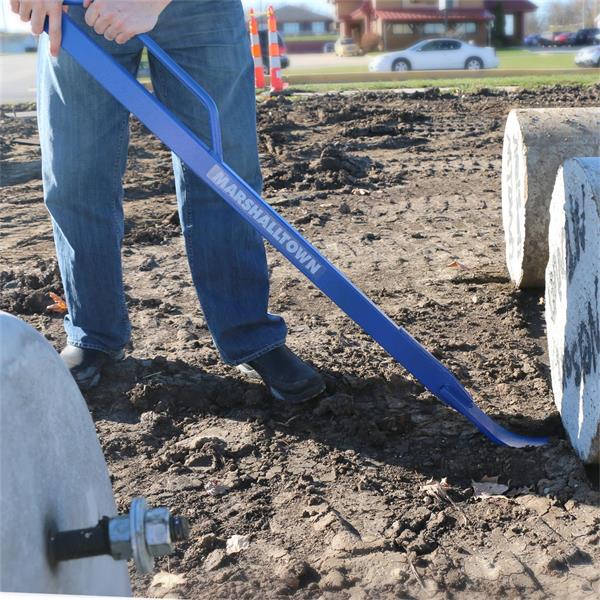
top-left (330, 0), bottom-right (537, 49)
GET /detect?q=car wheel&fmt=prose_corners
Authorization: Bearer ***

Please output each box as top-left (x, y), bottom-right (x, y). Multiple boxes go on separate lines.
top-left (465, 57), bottom-right (484, 70)
top-left (392, 59), bottom-right (411, 72)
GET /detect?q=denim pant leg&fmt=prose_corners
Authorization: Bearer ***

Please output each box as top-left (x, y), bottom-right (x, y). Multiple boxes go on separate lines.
top-left (37, 15), bottom-right (143, 353)
top-left (148, 0), bottom-right (287, 364)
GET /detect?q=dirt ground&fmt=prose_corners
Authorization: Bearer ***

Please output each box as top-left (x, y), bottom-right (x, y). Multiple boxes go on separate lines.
top-left (2, 86), bottom-right (600, 599)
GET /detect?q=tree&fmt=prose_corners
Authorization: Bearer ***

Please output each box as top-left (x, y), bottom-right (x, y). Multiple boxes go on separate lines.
top-left (525, 10), bottom-right (547, 35)
top-left (491, 1), bottom-right (507, 47)
top-left (542, 0), bottom-right (598, 30)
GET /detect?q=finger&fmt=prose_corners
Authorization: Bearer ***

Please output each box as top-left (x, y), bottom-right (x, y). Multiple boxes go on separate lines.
top-left (103, 23), bottom-right (118, 41)
top-left (93, 14), bottom-right (112, 36)
top-left (48, 6), bottom-right (63, 57)
top-left (19, 1), bottom-right (32, 22)
top-left (84, 1), bottom-right (100, 27)
top-left (115, 30), bottom-right (133, 45)
top-left (9, 1), bottom-right (20, 16)
top-left (30, 7), bottom-right (46, 36)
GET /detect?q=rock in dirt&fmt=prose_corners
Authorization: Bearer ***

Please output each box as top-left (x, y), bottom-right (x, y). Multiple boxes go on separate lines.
top-left (407, 533), bottom-right (438, 556)
top-left (546, 547), bottom-right (592, 572)
top-left (401, 507), bottom-right (432, 533)
top-left (198, 533), bottom-right (217, 552)
top-left (319, 568), bottom-right (348, 591)
top-left (330, 529), bottom-right (362, 554)
top-left (176, 423), bottom-right (256, 455)
top-left (148, 572), bottom-right (186, 598)
top-left (275, 559), bottom-right (311, 592)
top-left (311, 145), bottom-right (371, 178)
top-left (184, 453), bottom-right (214, 470)
top-left (139, 256), bottom-right (159, 271)
top-left (204, 549), bottom-right (227, 572)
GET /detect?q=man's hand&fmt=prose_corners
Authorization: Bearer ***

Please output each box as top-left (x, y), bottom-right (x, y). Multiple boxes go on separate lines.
top-left (9, 0), bottom-right (66, 57)
top-left (83, 0), bottom-right (171, 44)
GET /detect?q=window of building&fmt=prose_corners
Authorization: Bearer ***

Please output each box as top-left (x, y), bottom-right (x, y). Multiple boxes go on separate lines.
top-left (424, 23), bottom-right (446, 34)
top-left (455, 22), bottom-right (477, 34)
top-left (505, 14), bottom-right (515, 36)
top-left (312, 21), bottom-right (326, 34)
top-left (282, 22), bottom-right (300, 36)
top-left (392, 24), bottom-right (412, 35)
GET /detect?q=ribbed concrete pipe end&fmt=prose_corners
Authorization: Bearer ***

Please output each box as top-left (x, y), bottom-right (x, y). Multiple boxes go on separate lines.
top-left (502, 107), bottom-right (600, 290)
top-left (0, 312), bottom-right (132, 595)
top-left (545, 158), bottom-right (600, 465)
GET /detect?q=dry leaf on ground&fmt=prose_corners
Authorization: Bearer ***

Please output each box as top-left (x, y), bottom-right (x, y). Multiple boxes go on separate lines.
top-left (205, 480), bottom-right (229, 496)
top-left (447, 260), bottom-right (467, 270)
top-left (472, 476), bottom-right (509, 498)
top-left (420, 477), bottom-right (451, 500)
top-left (226, 534), bottom-right (251, 555)
top-left (420, 477), bottom-right (468, 524)
top-left (46, 292), bottom-right (67, 314)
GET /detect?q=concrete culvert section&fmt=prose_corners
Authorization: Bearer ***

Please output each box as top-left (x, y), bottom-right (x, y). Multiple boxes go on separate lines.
top-left (502, 108), bottom-right (600, 289)
top-left (0, 312), bottom-right (131, 595)
top-left (545, 158), bottom-right (600, 465)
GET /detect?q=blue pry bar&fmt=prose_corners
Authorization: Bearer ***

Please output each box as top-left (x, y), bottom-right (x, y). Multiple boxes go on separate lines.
top-left (51, 3), bottom-right (547, 448)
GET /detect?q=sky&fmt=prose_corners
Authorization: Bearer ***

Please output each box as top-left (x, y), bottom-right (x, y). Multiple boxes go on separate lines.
top-left (0, 0), bottom-right (566, 33)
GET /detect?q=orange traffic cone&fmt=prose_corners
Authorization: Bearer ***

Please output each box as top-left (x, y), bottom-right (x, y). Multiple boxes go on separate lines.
top-left (267, 5), bottom-right (285, 94)
top-left (249, 8), bottom-right (265, 89)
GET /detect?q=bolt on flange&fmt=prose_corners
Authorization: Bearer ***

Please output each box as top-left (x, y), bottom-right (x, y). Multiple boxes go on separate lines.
top-left (49, 497), bottom-right (190, 574)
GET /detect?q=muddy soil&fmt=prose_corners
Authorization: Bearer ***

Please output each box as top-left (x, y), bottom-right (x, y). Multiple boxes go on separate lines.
top-left (1, 86), bottom-right (599, 599)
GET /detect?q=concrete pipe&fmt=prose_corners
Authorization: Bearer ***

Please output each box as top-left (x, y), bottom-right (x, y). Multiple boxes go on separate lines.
top-left (545, 158), bottom-right (600, 464)
top-left (502, 107), bottom-right (600, 289)
top-left (0, 312), bottom-right (131, 595)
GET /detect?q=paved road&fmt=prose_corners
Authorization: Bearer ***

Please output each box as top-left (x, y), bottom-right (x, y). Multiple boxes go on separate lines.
top-left (0, 52), bottom-right (366, 102)
top-left (0, 53), bottom-right (38, 104)
top-left (0, 48), bottom-right (582, 104)
top-left (0, 52), bottom-right (359, 101)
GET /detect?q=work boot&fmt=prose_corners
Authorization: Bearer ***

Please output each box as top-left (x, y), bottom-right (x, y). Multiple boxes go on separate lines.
top-left (237, 345), bottom-right (325, 404)
top-left (60, 344), bottom-right (124, 391)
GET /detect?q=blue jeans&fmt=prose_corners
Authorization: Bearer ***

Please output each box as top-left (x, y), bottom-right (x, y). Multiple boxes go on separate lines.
top-left (37, 0), bottom-right (287, 364)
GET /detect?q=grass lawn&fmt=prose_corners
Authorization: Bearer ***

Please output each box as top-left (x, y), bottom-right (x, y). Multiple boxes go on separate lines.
top-left (283, 72), bottom-right (599, 94)
top-left (287, 64), bottom-right (368, 75)
top-left (496, 48), bottom-right (578, 69)
top-left (285, 34), bottom-right (337, 43)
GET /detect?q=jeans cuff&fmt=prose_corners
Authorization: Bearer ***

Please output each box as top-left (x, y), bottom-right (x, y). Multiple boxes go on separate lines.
top-left (220, 338), bottom-right (287, 367)
top-left (66, 339), bottom-right (124, 359)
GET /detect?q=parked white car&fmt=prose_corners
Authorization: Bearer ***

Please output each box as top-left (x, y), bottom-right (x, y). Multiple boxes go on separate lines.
top-left (335, 37), bottom-right (362, 57)
top-left (369, 39), bottom-right (499, 72)
top-left (575, 45), bottom-right (600, 67)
